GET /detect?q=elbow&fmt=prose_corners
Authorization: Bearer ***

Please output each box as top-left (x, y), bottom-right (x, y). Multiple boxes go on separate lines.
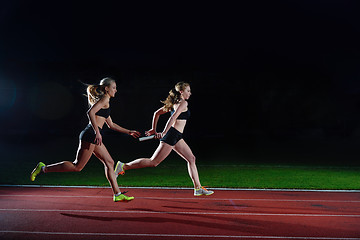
top-left (106, 121), bottom-right (114, 129)
top-left (87, 109), bottom-right (94, 118)
top-left (86, 112), bottom-right (92, 120)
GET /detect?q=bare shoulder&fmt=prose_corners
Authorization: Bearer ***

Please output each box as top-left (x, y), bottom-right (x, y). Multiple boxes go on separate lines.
top-left (178, 100), bottom-right (188, 110)
top-left (98, 95), bottom-right (110, 107)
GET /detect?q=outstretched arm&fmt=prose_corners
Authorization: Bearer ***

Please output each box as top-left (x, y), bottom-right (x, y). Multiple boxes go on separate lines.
top-left (105, 116), bottom-right (141, 138)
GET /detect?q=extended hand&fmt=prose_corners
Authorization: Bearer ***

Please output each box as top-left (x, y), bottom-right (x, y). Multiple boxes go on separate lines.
top-left (129, 130), bottom-right (141, 138)
top-left (145, 129), bottom-right (156, 136)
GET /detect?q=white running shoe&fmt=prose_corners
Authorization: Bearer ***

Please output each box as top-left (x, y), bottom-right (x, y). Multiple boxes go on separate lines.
top-left (114, 161), bottom-right (125, 178)
top-left (194, 187), bottom-right (214, 196)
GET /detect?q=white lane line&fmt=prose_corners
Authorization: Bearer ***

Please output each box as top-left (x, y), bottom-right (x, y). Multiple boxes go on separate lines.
top-left (2, 184), bottom-right (360, 192)
top-left (1, 194), bottom-right (360, 203)
top-left (0, 208), bottom-right (359, 217)
top-left (0, 230), bottom-right (359, 239)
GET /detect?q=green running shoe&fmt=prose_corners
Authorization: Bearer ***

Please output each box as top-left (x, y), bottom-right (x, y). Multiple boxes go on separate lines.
top-left (113, 192), bottom-right (134, 202)
top-left (115, 161), bottom-right (125, 177)
top-left (30, 162), bottom-right (45, 181)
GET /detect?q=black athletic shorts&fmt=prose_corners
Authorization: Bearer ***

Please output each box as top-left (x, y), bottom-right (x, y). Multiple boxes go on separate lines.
top-left (160, 127), bottom-right (183, 146)
top-left (79, 124), bottom-right (103, 144)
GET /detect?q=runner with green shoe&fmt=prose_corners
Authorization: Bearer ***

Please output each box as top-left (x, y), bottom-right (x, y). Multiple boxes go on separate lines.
top-left (30, 78), bottom-right (140, 202)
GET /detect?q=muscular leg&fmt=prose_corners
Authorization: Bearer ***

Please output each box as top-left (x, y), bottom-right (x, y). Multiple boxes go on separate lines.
top-left (44, 141), bottom-right (95, 173)
top-left (93, 143), bottom-right (121, 195)
top-left (173, 139), bottom-right (201, 189)
top-left (124, 142), bottom-right (173, 170)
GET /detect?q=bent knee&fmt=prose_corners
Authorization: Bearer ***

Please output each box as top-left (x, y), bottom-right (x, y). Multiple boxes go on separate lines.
top-left (187, 155), bottom-right (196, 164)
top-left (72, 161), bottom-right (84, 172)
top-left (73, 165), bottom-right (84, 172)
top-left (102, 159), bottom-right (115, 169)
top-left (150, 159), bottom-right (161, 168)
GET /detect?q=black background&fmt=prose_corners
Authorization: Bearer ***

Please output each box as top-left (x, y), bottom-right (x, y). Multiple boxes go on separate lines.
top-left (1, 1), bottom-right (360, 164)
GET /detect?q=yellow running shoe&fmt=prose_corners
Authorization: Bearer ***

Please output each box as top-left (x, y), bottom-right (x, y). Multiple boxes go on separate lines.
top-left (113, 192), bottom-right (134, 202)
top-left (114, 161), bottom-right (125, 177)
top-left (30, 162), bottom-right (45, 181)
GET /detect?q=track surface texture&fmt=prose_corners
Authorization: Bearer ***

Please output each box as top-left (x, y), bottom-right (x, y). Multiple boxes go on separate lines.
top-left (0, 186), bottom-right (359, 240)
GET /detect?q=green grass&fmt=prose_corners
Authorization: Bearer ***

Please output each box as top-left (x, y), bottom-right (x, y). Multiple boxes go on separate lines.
top-left (3, 158), bottom-right (360, 190)
top-left (1, 136), bottom-right (360, 190)
top-left (116, 165), bottom-right (360, 190)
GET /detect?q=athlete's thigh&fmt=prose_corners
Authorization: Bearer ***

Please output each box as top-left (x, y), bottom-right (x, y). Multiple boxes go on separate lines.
top-left (93, 143), bottom-right (114, 165)
top-left (74, 141), bottom-right (96, 168)
top-left (173, 139), bottom-right (195, 161)
top-left (150, 142), bottom-right (173, 164)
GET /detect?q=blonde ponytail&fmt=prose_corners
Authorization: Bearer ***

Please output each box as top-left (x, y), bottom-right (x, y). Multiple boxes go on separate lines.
top-left (87, 85), bottom-right (105, 105)
top-left (84, 77), bottom-right (115, 106)
top-left (161, 82), bottom-right (190, 112)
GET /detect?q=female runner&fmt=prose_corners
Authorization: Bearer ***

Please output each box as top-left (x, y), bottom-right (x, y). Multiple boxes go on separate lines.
top-left (115, 82), bottom-right (214, 196)
top-left (30, 77), bottom-right (140, 202)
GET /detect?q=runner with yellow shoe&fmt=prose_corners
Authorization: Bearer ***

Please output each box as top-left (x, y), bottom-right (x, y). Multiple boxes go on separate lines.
top-left (30, 78), bottom-right (140, 202)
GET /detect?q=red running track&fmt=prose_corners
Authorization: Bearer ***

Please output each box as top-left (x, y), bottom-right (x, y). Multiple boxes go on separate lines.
top-left (0, 186), bottom-right (359, 240)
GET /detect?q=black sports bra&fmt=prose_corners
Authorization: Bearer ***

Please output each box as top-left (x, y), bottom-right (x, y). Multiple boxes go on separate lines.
top-left (171, 108), bottom-right (190, 120)
top-left (95, 107), bottom-right (111, 118)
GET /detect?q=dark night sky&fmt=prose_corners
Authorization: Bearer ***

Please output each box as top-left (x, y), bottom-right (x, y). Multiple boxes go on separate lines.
top-left (1, 1), bottom-right (360, 155)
